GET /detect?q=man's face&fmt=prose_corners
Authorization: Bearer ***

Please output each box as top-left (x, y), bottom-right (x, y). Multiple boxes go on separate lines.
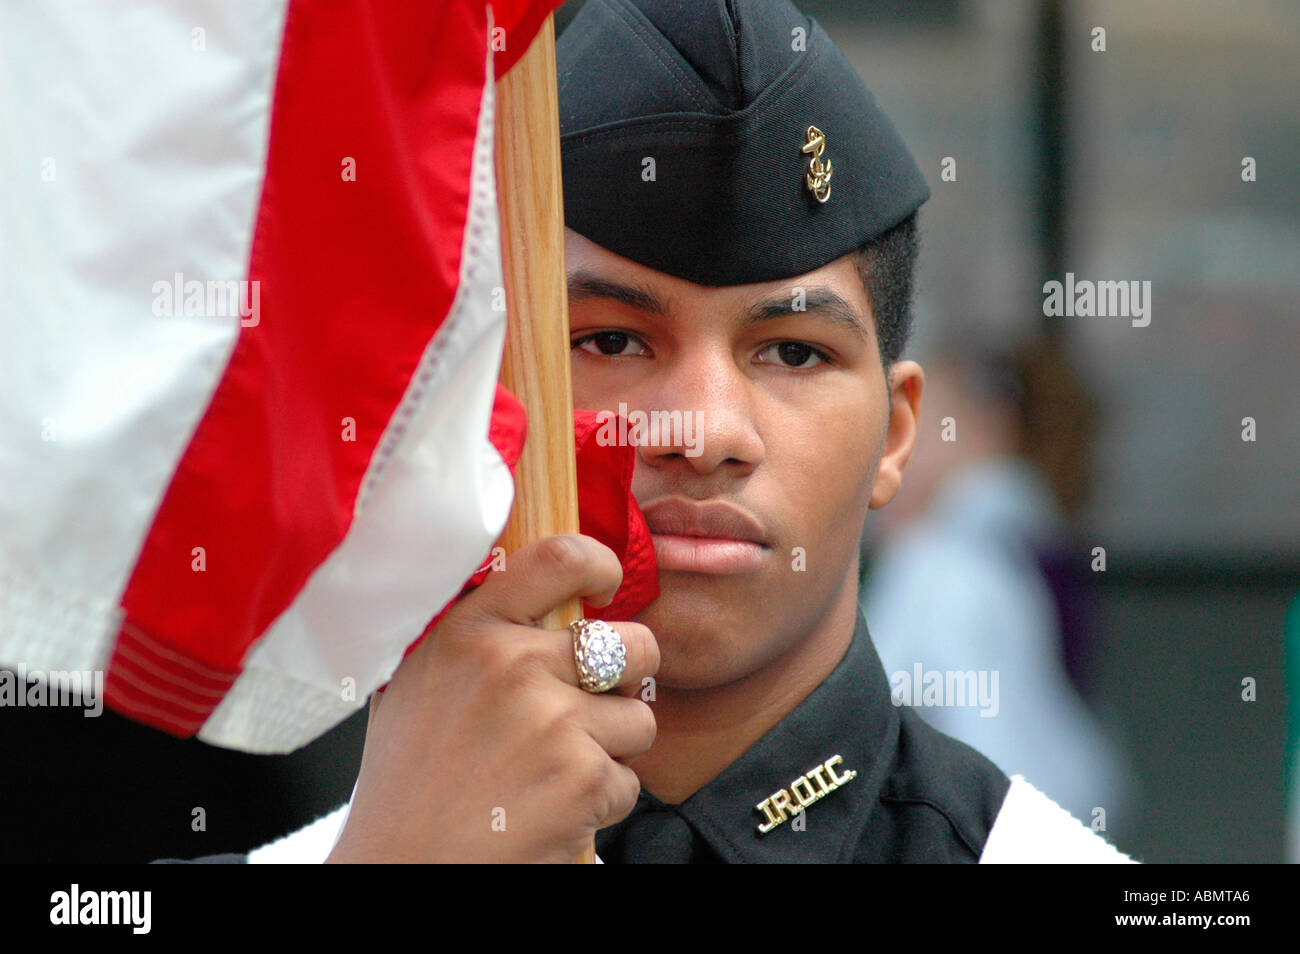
top-left (566, 228), bottom-right (920, 690)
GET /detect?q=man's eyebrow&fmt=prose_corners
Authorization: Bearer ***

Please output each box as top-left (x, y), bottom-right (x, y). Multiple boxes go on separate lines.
top-left (566, 271), bottom-right (668, 315)
top-left (744, 286), bottom-right (871, 340)
top-left (566, 272), bottom-right (869, 341)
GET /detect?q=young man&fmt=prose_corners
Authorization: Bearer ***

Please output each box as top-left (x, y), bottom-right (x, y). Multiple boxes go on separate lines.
top-left (244, 0), bottom-right (1133, 863)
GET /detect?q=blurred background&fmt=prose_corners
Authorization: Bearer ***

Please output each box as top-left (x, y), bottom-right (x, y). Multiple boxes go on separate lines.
top-left (2, 0), bottom-right (1296, 862)
top-left (829, 0), bottom-right (1298, 863)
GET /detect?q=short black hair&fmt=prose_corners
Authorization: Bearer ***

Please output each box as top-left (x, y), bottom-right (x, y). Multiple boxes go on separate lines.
top-left (854, 211), bottom-right (919, 372)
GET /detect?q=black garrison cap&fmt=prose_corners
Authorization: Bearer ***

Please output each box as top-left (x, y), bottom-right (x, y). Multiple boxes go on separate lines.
top-left (556, 0), bottom-right (930, 286)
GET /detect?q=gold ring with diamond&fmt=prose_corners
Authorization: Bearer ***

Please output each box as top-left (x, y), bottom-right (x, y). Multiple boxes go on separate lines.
top-left (569, 618), bottom-right (627, 693)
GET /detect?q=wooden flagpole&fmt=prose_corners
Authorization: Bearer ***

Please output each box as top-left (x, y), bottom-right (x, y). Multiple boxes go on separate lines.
top-left (494, 16), bottom-right (594, 864)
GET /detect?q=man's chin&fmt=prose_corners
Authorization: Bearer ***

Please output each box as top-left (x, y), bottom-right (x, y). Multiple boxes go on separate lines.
top-left (632, 581), bottom-right (785, 690)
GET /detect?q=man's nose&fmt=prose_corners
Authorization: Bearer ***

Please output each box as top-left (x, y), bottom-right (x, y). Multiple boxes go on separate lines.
top-left (634, 348), bottom-right (765, 476)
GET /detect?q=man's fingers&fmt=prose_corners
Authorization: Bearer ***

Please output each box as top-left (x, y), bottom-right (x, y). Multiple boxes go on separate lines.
top-left (468, 534), bottom-right (623, 625)
top-left (581, 693), bottom-right (657, 761)
top-left (599, 621), bottom-right (658, 692)
top-left (524, 620), bottom-right (658, 692)
top-left (600, 760), bottom-right (644, 830)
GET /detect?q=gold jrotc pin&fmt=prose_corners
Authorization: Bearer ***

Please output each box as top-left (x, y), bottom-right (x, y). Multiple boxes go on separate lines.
top-left (802, 125), bottom-right (832, 203)
top-left (755, 754), bottom-right (857, 833)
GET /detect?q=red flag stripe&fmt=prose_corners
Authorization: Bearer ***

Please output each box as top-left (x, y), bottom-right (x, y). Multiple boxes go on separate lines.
top-left (107, 0), bottom-right (491, 735)
top-left (116, 620), bottom-right (244, 686)
top-left (109, 648), bottom-right (232, 701)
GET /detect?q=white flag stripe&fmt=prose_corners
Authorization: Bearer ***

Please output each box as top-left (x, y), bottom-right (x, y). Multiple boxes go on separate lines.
top-left (0, 1), bottom-right (289, 673)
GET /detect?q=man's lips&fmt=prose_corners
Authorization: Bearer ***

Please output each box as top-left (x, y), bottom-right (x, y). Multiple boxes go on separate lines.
top-left (649, 535), bottom-right (768, 574)
top-left (639, 497), bottom-right (771, 575)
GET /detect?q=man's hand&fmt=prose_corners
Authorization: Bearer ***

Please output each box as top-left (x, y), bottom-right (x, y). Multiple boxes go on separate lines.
top-left (326, 534), bottom-right (659, 863)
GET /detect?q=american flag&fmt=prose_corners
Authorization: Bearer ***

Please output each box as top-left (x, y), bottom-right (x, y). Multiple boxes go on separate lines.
top-left (0, 0), bottom-right (570, 752)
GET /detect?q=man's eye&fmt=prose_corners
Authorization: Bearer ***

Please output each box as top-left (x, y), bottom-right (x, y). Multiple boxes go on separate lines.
top-left (573, 331), bottom-right (647, 357)
top-left (757, 341), bottom-right (828, 368)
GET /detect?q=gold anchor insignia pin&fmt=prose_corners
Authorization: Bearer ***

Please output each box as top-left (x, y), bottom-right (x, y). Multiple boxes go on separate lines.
top-left (754, 754), bottom-right (857, 834)
top-left (802, 125), bottom-right (832, 203)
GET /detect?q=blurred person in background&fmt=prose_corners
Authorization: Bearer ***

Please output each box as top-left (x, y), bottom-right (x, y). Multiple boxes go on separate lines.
top-left (861, 334), bottom-right (1134, 827)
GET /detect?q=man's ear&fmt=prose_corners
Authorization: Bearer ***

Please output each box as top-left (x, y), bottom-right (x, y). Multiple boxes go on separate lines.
top-left (868, 360), bottom-right (924, 510)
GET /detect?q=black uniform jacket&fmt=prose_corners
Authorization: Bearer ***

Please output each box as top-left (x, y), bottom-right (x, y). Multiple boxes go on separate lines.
top-left (595, 607), bottom-right (1011, 863)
